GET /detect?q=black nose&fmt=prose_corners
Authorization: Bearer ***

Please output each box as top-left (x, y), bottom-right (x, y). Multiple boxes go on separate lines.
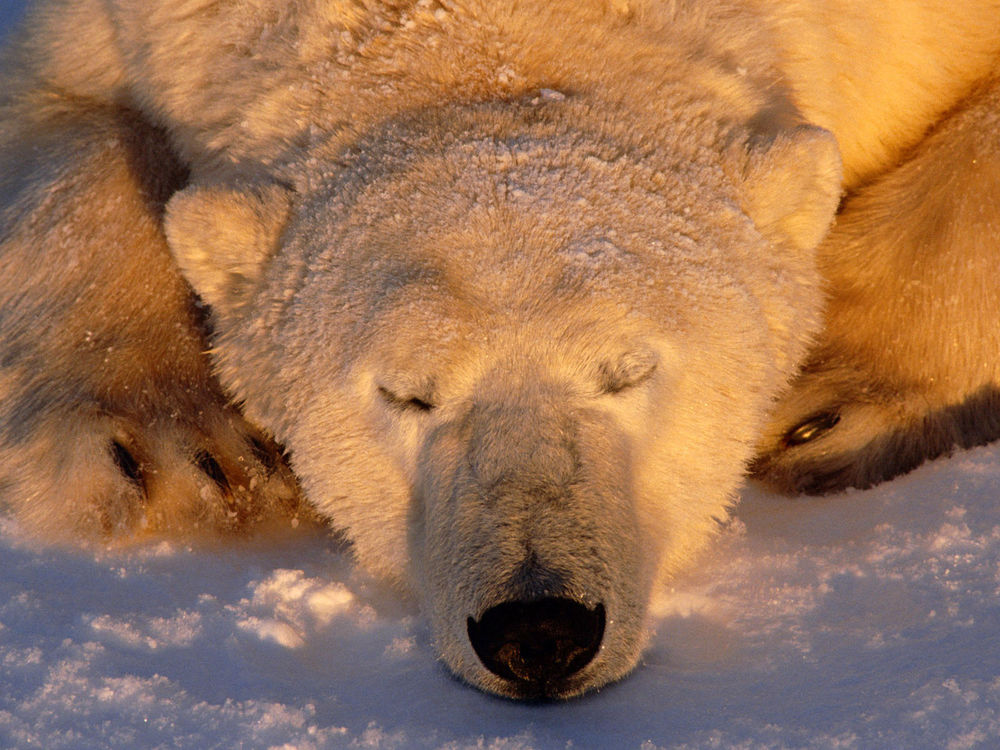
top-left (467, 597), bottom-right (605, 690)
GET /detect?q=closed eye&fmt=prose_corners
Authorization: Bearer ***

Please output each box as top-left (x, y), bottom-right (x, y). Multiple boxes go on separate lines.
top-left (598, 352), bottom-right (658, 395)
top-left (378, 385), bottom-right (436, 412)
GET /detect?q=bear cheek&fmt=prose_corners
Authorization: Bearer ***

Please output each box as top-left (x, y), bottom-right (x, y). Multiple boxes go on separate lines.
top-left (281, 401), bottom-right (416, 587)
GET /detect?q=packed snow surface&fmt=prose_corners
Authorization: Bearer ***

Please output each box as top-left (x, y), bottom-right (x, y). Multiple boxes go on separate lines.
top-left (1, 3), bottom-right (999, 748)
top-left (1, 442), bottom-right (998, 750)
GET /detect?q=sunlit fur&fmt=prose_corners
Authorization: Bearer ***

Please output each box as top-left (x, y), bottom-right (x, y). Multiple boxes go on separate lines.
top-left (1, 0), bottom-right (998, 697)
top-left (752, 76), bottom-right (1000, 493)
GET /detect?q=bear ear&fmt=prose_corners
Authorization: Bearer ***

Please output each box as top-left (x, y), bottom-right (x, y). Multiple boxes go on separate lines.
top-left (165, 182), bottom-right (294, 315)
top-left (727, 124), bottom-right (843, 251)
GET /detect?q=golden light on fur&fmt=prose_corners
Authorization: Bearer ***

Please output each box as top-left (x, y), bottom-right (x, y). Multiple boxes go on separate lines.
top-left (1, 0), bottom-right (998, 699)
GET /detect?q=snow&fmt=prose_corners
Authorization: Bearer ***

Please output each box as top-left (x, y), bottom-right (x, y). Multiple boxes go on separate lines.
top-left (0, 3), bottom-right (24, 35)
top-left (1, 441), bottom-right (998, 750)
top-left (3, 4), bottom-right (999, 748)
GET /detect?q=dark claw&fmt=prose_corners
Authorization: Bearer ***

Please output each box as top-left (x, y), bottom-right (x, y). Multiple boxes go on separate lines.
top-left (194, 449), bottom-right (231, 495)
top-left (110, 440), bottom-right (144, 490)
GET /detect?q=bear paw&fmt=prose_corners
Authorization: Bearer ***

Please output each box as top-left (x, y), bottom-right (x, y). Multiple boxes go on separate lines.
top-left (750, 363), bottom-right (1000, 495)
top-left (0, 397), bottom-right (309, 543)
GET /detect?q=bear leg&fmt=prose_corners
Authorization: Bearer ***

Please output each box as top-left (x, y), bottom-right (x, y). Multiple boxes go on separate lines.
top-left (0, 104), bottom-right (309, 541)
top-left (751, 73), bottom-right (1000, 494)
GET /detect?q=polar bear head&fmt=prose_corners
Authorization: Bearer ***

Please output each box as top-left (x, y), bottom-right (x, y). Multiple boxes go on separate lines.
top-left (166, 103), bottom-right (840, 698)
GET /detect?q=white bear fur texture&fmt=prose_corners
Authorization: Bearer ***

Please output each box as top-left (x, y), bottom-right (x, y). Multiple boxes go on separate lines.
top-left (1, 0), bottom-right (999, 698)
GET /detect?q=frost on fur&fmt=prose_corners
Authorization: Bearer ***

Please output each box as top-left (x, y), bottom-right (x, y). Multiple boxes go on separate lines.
top-left (2, 0), bottom-right (999, 700)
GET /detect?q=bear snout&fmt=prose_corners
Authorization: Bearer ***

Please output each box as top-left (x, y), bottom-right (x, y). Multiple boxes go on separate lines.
top-left (466, 597), bottom-right (605, 698)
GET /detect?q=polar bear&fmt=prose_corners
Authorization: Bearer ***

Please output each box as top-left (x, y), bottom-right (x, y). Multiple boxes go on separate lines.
top-left (1, 0), bottom-right (998, 699)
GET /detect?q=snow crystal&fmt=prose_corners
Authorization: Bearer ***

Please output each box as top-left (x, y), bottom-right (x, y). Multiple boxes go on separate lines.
top-left (531, 88), bottom-right (566, 104)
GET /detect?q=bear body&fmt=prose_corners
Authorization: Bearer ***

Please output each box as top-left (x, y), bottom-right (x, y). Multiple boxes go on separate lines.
top-left (1, 0), bottom-right (998, 698)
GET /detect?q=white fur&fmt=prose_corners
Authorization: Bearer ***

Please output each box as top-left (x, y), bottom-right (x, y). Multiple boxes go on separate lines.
top-left (2, 0), bottom-right (998, 697)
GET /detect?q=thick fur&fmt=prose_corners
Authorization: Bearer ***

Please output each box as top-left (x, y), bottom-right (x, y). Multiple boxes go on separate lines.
top-left (1, 0), bottom-right (998, 698)
top-left (751, 73), bottom-right (1000, 492)
top-left (0, 102), bottom-right (308, 540)
top-left (0, 9), bottom-right (315, 539)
